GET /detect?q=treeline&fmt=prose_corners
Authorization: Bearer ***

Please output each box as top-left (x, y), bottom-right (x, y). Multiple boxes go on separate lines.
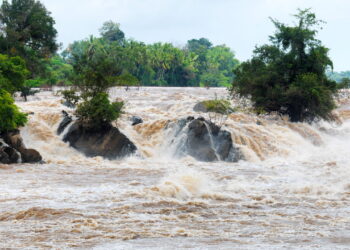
top-left (61, 24), bottom-right (239, 88)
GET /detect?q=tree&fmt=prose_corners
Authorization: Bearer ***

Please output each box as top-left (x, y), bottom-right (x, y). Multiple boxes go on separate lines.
top-left (76, 92), bottom-right (123, 128)
top-left (0, 0), bottom-right (58, 76)
top-left (69, 37), bottom-right (125, 127)
top-left (201, 45), bottom-right (239, 87)
top-left (0, 89), bottom-right (27, 133)
top-left (99, 21), bottom-right (125, 44)
top-left (231, 9), bottom-right (337, 122)
top-left (0, 53), bottom-right (28, 94)
top-left (70, 37), bottom-right (123, 95)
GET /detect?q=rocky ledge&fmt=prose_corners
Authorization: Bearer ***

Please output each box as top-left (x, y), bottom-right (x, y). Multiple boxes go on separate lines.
top-left (58, 112), bottom-right (137, 159)
top-left (0, 130), bottom-right (42, 164)
top-left (166, 117), bottom-right (242, 162)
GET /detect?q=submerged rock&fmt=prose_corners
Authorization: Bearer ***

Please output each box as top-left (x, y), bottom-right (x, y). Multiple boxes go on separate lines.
top-left (131, 116), bottom-right (143, 126)
top-left (62, 121), bottom-right (137, 159)
top-left (167, 117), bottom-right (242, 162)
top-left (0, 130), bottom-right (42, 164)
top-left (193, 102), bottom-right (208, 112)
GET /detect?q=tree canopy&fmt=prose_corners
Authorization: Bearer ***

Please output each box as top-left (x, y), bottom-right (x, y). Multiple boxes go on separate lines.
top-left (231, 9), bottom-right (337, 122)
top-left (0, 0), bottom-right (58, 76)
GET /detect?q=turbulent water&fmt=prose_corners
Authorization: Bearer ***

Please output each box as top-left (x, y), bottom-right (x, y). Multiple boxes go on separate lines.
top-left (1, 87), bottom-right (350, 249)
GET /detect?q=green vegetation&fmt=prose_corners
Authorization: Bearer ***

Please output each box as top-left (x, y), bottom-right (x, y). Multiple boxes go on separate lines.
top-left (61, 25), bottom-right (239, 87)
top-left (0, 53), bottom-right (28, 132)
top-left (0, 89), bottom-right (27, 133)
top-left (0, 54), bottom-right (28, 94)
top-left (66, 37), bottom-right (125, 126)
top-left (202, 99), bottom-right (235, 115)
top-left (76, 93), bottom-right (123, 128)
top-left (0, 0), bottom-right (58, 77)
top-left (60, 89), bottom-right (80, 107)
top-left (231, 9), bottom-right (337, 122)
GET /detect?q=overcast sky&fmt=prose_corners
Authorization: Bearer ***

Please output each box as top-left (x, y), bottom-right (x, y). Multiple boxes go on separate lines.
top-left (40, 0), bottom-right (350, 71)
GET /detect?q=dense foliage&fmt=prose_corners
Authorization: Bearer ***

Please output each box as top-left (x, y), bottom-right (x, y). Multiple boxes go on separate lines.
top-left (76, 93), bottom-right (123, 128)
top-left (61, 24), bottom-right (239, 87)
top-left (0, 89), bottom-right (27, 133)
top-left (231, 9), bottom-right (337, 122)
top-left (0, 0), bottom-right (58, 77)
top-left (0, 53), bottom-right (28, 94)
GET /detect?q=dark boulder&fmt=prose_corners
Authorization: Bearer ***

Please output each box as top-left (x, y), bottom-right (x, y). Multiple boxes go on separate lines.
top-left (0, 130), bottom-right (42, 164)
top-left (186, 119), bottom-right (218, 162)
top-left (62, 100), bottom-right (76, 108)
top-left (63, 121), bottom-right (137, 159)
top-left (131, 116), bottom-right (143, 126)
top-left (57, 110), bottom-right (73, 135)
top-left (20, 148), bottom-right (42, 163)
top-left (168, 118), bottom-right (242, 162)
top-left (193, 102), bottom-right (208, 112)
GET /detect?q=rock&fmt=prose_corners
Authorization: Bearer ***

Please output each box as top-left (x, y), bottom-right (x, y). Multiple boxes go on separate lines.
top-left (63, 121), bottom-right (137, 159)
top-left (167, 117), bottom-right (242, 162)
top-left (186, 119), bottom-right (218, 162)
top-left (0, 149), bottom-right (10, 164)
top-left (193, 102), bottom-right (208, 112)
top-left (2, 130), bottom-right (25, 152)
top-left (62, 100), bottom-right (75, 108)
top-left (57, 110), bottom-right (73, 135)
top-left (0, 130), bottom-right (43, 164)
top-left (131, 116), bottom-right (143, 126)
top-left (20, 148), bottom-right (42, 163)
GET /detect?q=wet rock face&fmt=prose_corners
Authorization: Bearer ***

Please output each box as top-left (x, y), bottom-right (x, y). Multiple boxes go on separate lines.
top-left (169, 117), bottom-right (242, 162)
top-left (62, 121), bottom-right (137, 159)
top-left (57, 110), bottom-right (73, 135)
top-left (186, 119), bottom-right (218, 162)
top-left (0, 130), bottom-right (42, 164)
top-left (193, 102), bottom-right (208, 112)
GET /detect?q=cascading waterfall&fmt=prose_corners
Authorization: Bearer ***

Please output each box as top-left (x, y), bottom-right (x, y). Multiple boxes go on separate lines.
top-left (1, 87), bottom-right (350, 249)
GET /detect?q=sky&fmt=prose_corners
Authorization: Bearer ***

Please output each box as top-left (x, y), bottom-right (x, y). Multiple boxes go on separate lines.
top-left (40, 0), bottom-right (350, 71)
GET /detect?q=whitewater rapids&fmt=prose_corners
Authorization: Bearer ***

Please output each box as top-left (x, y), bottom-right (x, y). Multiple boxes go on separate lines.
top-left (1, 87), bottom-right (350, 249)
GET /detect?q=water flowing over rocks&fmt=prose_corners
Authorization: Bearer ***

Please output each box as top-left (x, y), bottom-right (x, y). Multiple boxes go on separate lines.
top-left (59, 117), bottom-right (137, 159)
top-left (166, 117), bottom-right (242, 162)
top-left (4, 88), bottom-right (350, 249)
top-left (0, 130), bottom-right (42, 164)
top-left (57, 110), bottom-right (73, 134)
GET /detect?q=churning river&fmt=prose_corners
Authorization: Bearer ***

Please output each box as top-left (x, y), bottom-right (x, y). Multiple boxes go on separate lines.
top-left (1, 87), bottom-right (350, 249)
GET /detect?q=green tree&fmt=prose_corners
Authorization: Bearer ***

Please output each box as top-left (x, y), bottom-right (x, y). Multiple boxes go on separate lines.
top-left (69, 37), bottom-right (125, 127)
top-left (0, 0), bottom-right (58, 76)
top-left (231, 9), bottom-right (337, 122)
top-left (0, 53), bottom-right (28, 94)
top-left (201, 45), bottom-right (239, 87)
top-left (99, 20), bottom-right (125, 44)
top-left (70, 37), bottom-right (123, 95)
top-left (0, 89), bottom-right (27, 133)
top-left (76, 92), bottom-right (123, 128)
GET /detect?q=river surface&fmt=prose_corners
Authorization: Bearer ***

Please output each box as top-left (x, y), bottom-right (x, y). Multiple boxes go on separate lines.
top-left (1, 87), bottom-right (350, 249)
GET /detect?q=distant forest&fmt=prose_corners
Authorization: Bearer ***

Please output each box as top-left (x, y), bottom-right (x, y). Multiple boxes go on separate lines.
top-left (30, 21), bottom-right (240, 88)
top-left (327, 71), bottom-right (350, 83)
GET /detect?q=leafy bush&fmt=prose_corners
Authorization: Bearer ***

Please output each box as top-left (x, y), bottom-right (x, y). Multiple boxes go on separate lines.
top-left (60, 89), bottom-right (80, 106)
top-left (202, 99), bottom-right (235, 114)
top-left (231, 9), bottom-right (337, 122)
top-left (0, 89), bottom-right (27, 133)
top-left (0, 54), bottom-right (28, 94)
top-left (76, 93), bottom-right (123, 127)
